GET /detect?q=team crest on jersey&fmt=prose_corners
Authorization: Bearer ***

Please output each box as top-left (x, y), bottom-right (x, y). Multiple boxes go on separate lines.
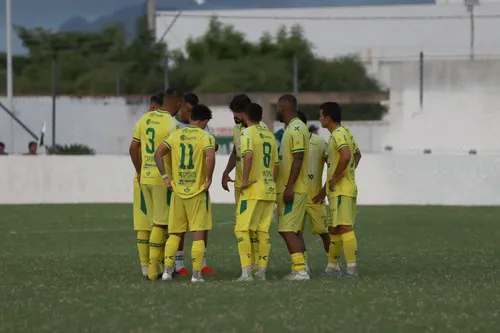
top-left (179, 180), bottom-right (184, 185)
top-left (184, 188), bottom-right (191, 193)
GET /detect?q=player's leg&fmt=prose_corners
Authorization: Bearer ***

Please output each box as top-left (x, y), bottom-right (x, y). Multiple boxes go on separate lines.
top-left (277, 193), bottom-right (310, 280)
top-left (187, 191), bottom-right (211, 283)
top-left (234, 199), bottom-right (256, 281)
top-left (254, 200), bottom-right (275, 280)
top-left (147, 185), bottom-right (169, 280)
top-left (324, 196), bottom-right (343, 277)
top-left (162, 192), bottom-right (188, 280)
top-left (336, 196), bottom-right (358, 277)
top-left (134, 180), bottom-right (151, 277)
top-left (201, 192), bottom-right (215, 274)
top-left (174, 233), bottom-right (188, 275)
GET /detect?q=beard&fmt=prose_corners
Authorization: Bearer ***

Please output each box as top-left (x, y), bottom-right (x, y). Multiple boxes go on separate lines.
top-left (234, 117), bottom-right (242, 124)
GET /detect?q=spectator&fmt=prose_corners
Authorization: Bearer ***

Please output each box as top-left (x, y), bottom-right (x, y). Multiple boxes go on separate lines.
top-left (0, 142), bottom-right (7, 155)
top-left (24, 141), bottom-right (38, 155)
top-left (308, 124), bottom-right (320, 135)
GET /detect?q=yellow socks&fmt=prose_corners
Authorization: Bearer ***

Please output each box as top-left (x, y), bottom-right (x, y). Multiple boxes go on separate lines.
top-left (159, 230), bottom-right (168, 273)
top-left (257, 231), bottom-right (271, 270)
top-left (250, 230), bottom-right (260, 267)
top-left (329, 234), bottom-right (343, 266)
top-left (291, 253), bottom-right (306, 272)
top-left (164, 234), bottom-right (181, 270)
top-left (341, 231), bottom-right (358, 265)
top-left (191, 240), bottom-right (205, 272)
top-left (148, 226), bottom-right (166, 280)
top-left (235, 231), bottom-right (252, 269)
top-left (136, 231), bottom-right (150, 267)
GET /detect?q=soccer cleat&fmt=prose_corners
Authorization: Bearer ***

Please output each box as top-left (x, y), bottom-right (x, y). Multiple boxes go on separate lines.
top-left (161, 272), bottom-right (173, 281)
top-left (235, 275), bottom-right (255, 282)
top-left (141, 266), bottom-right (148, 277)
top-left (191, 276), bottom-right (205, 283)
top-left (254, 273), bottom-right (266, 281)
top-left (343, 266), bottom-right (359, 278)
top-left (284, 271), bottom-right (310, 281)
top-left (322, 267), bottom-right (342, 277)
top-left (175, 268), bottom-right (190, 276)
top-left (201, 266), bottom-right (215, 274)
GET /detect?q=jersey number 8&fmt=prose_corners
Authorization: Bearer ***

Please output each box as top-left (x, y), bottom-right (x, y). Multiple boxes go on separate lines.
top-left (262, 142), bottom-right (271, 168)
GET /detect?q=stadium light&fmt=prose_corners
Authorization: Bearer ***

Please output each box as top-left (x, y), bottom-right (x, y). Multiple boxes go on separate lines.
top-left (465, 0), bottom-right (480, 60)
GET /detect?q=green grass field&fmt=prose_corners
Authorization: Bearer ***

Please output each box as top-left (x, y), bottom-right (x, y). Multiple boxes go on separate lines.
top-left (0, 204), bottom-right (499, 332)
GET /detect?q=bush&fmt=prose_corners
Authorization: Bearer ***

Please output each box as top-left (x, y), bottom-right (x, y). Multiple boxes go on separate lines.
top-left (47, 144), bottom-right (95, 155)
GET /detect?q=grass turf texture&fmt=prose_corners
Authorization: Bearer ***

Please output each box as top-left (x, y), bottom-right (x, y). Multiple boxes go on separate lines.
top-left (0, 204), bottom-right (499, 332)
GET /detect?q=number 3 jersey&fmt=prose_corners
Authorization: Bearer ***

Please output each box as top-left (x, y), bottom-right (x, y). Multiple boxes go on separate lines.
top-left (163, 126), bottom-right (216, 199)
top-left (240, 125), bottom-right (278, 201)
top-left (133, 110), bottom-right (178, 186)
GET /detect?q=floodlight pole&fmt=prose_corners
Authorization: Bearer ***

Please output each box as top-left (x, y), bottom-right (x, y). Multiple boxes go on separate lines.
top-left (465, 0), bottom-right (479, 60)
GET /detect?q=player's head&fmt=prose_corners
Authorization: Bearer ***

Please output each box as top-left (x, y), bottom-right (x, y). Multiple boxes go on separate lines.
top-left (163, 87), bottom-right (184, 116)
top-left (190, 104), bottom-right (213, 129)
top-left (319, 102), bottom-right (342, 129)
top-left (242, 103), bottom-right (263, 126)
top-left (276, 94), bottom-right (298, 123)
top-left (308, 124), bottom-right (319, 135)
top-left (0, 141), bottom-right (5, 153)
top-left (229, 94), bottom-right (251, 125)
top-left (297, 111), bottom-right (307, 124)
top-left (28, 141), bottom-right (38, 154)
top-left (179, 93), bottom-right (199, 118)
top-left (149, 91), bottom-right (164, 111)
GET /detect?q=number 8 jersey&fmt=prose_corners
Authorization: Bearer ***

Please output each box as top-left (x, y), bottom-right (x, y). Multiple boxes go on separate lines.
top-left (163, 126), bottom-right (216, 198)
top-left (133, 110), bottom-right (178, 185)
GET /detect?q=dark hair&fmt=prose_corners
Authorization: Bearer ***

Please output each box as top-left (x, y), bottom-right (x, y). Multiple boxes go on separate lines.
top-left (229, 94), bottom-right (251, 113)
top-left (297, 111), bottom-right (307, 124)
top-left (244, 103), bottom-right (263, 122)
top-left (278, 94), bottom-right (298, 108)
top-left (29, 141), bottom-right (37, 148)
top-left (164, 87), bottom-right (183, 98)
top-left (183, 93), bottom-right (199, 106)
top-left (150, 91), bottom-right (164, 106)
top-left (320, 102), bottom-right (341, 123)
top-left (0, 142), bottom-right (5, 148)
top-left (191, 104), bottom-right (213, 121)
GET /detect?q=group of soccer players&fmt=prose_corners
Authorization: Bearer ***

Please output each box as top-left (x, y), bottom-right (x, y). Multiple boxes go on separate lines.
top-left (129, 89), bottom-right (361, 283)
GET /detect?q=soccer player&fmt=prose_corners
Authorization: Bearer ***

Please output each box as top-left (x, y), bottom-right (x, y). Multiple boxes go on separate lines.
top-left (154, 104), bottom-right (216, 283)
top-left (296, 112), bottom-right (330, 260)
top-left (129, 97), bottom-right (178, 280)
top-left (131, 91), bottom-right (164, 277)
top-left (234, 103), bottom-right (278, 281)
top-left (172, 92), bottom-right (217, 275)
top-left (319, 102), bottom-right (362, 278)
top-left (276, 94), bottom-right (310, 280)
top-left (161, 88), bottom-right (184, 117)
top-left (221, 94), bottom-right (268, 274)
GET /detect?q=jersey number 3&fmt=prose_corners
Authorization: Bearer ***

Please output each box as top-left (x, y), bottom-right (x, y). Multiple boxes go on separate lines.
top-left (145, 128), bottom-right (155, 154)
top-left (180, 143), bottom-right (195, 169)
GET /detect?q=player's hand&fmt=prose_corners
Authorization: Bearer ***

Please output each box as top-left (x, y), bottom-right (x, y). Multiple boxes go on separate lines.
top-left (328, 178), bottom-right (337, 192)
top-left (164, 178), bottom-right (173, 190)
top-left (136, 173), bottom-right (141, 186)
top-left (283, 186), bottom-right (295, 204)
top-left (240, 180), bottom-right (257, 190)
top-left (313, 187), bottom-right (326, 204)
top-left (221, 172), bottom-right (233, 192)
top-left (205, 178), bottom-right (213, 191)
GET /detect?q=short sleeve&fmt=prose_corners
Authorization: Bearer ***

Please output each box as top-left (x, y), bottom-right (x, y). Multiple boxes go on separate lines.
top-left (259, 121), bottom-right (268, 130)
top-left (352, 137), bottom-right (360, 153)
top-left (204, 133), bottom-right (215, 150)
top-left (321, 138), bottom-right (329, 159)
top-left (132, 120), bottom-right (141, 142)
top-left (333, 130), bottom-right (348, 150)
top-left (240, 130), bottom-right (253, 156)
top-left (290, 125), bottom-right (306, 153)
top-left (163, 132), bottom-right (174, 149)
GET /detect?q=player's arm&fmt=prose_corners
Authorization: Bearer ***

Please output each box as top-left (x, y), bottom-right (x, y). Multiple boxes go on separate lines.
top-left (353, 140), bottom-right (361, 168)
top-left (154, 139), bottom-right (172, 188)
top-left (129, 122), bottom-right (142, 179)
top-left (204, 134), bottom-right (216, 190)
top-left (240, 131), bottom-right (255, 189)
top-left (329, 132), bottom-right (352, 190)
top-left (272, 141), bottom-right (279, 182)
top-left (221, 144), bottom-right (237, 191)
top-left (205, 125), bottom-right (219, 152)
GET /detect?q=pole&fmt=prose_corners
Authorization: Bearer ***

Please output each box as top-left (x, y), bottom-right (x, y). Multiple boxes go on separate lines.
top-left (163, 54), bottom-right (169, 91)
top-left (470, 6), bottom-right (475, 60)
top-left (293, 54), bottom-right (298, 94)
top-left (147, 0), bottom-right (156, 33)
top-left (51, 56), bottom-right (57, 148)
top-left (419, 51), bottom-right (424, 109)
top-left (6, 0), bottom-right (14, 149)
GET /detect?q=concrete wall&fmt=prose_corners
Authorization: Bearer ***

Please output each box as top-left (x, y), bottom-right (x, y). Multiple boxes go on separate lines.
top-left (1, 154), bottom-right (499, 206)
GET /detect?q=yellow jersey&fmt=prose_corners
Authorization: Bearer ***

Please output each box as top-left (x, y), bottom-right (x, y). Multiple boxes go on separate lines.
top-left (164, 126), bottom-right (215, 199)
top-left (239, 125), bottom-right (278, 201)
top-left (233, 121), bottom-right (268, 189)
top-left (307, 133), bottom-right (328, 204)
top-left (276, 117), bottom-right (309, 195)
top-left (326, 125), bottom-right (358, 198)
top-left (133, 110), bottom-right (178, 185)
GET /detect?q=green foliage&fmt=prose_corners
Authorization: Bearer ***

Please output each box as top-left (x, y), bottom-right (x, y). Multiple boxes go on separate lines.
top-left (47, 144), bottom-right (95, 155)
top-left (0, 16), bottom-right (384, 119)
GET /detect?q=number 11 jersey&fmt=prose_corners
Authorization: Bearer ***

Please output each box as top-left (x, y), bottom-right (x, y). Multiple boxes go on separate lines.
top-left (163, 126), bottom-right (216, 199)
top-left (133, 110), bottom-right (178, 186)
